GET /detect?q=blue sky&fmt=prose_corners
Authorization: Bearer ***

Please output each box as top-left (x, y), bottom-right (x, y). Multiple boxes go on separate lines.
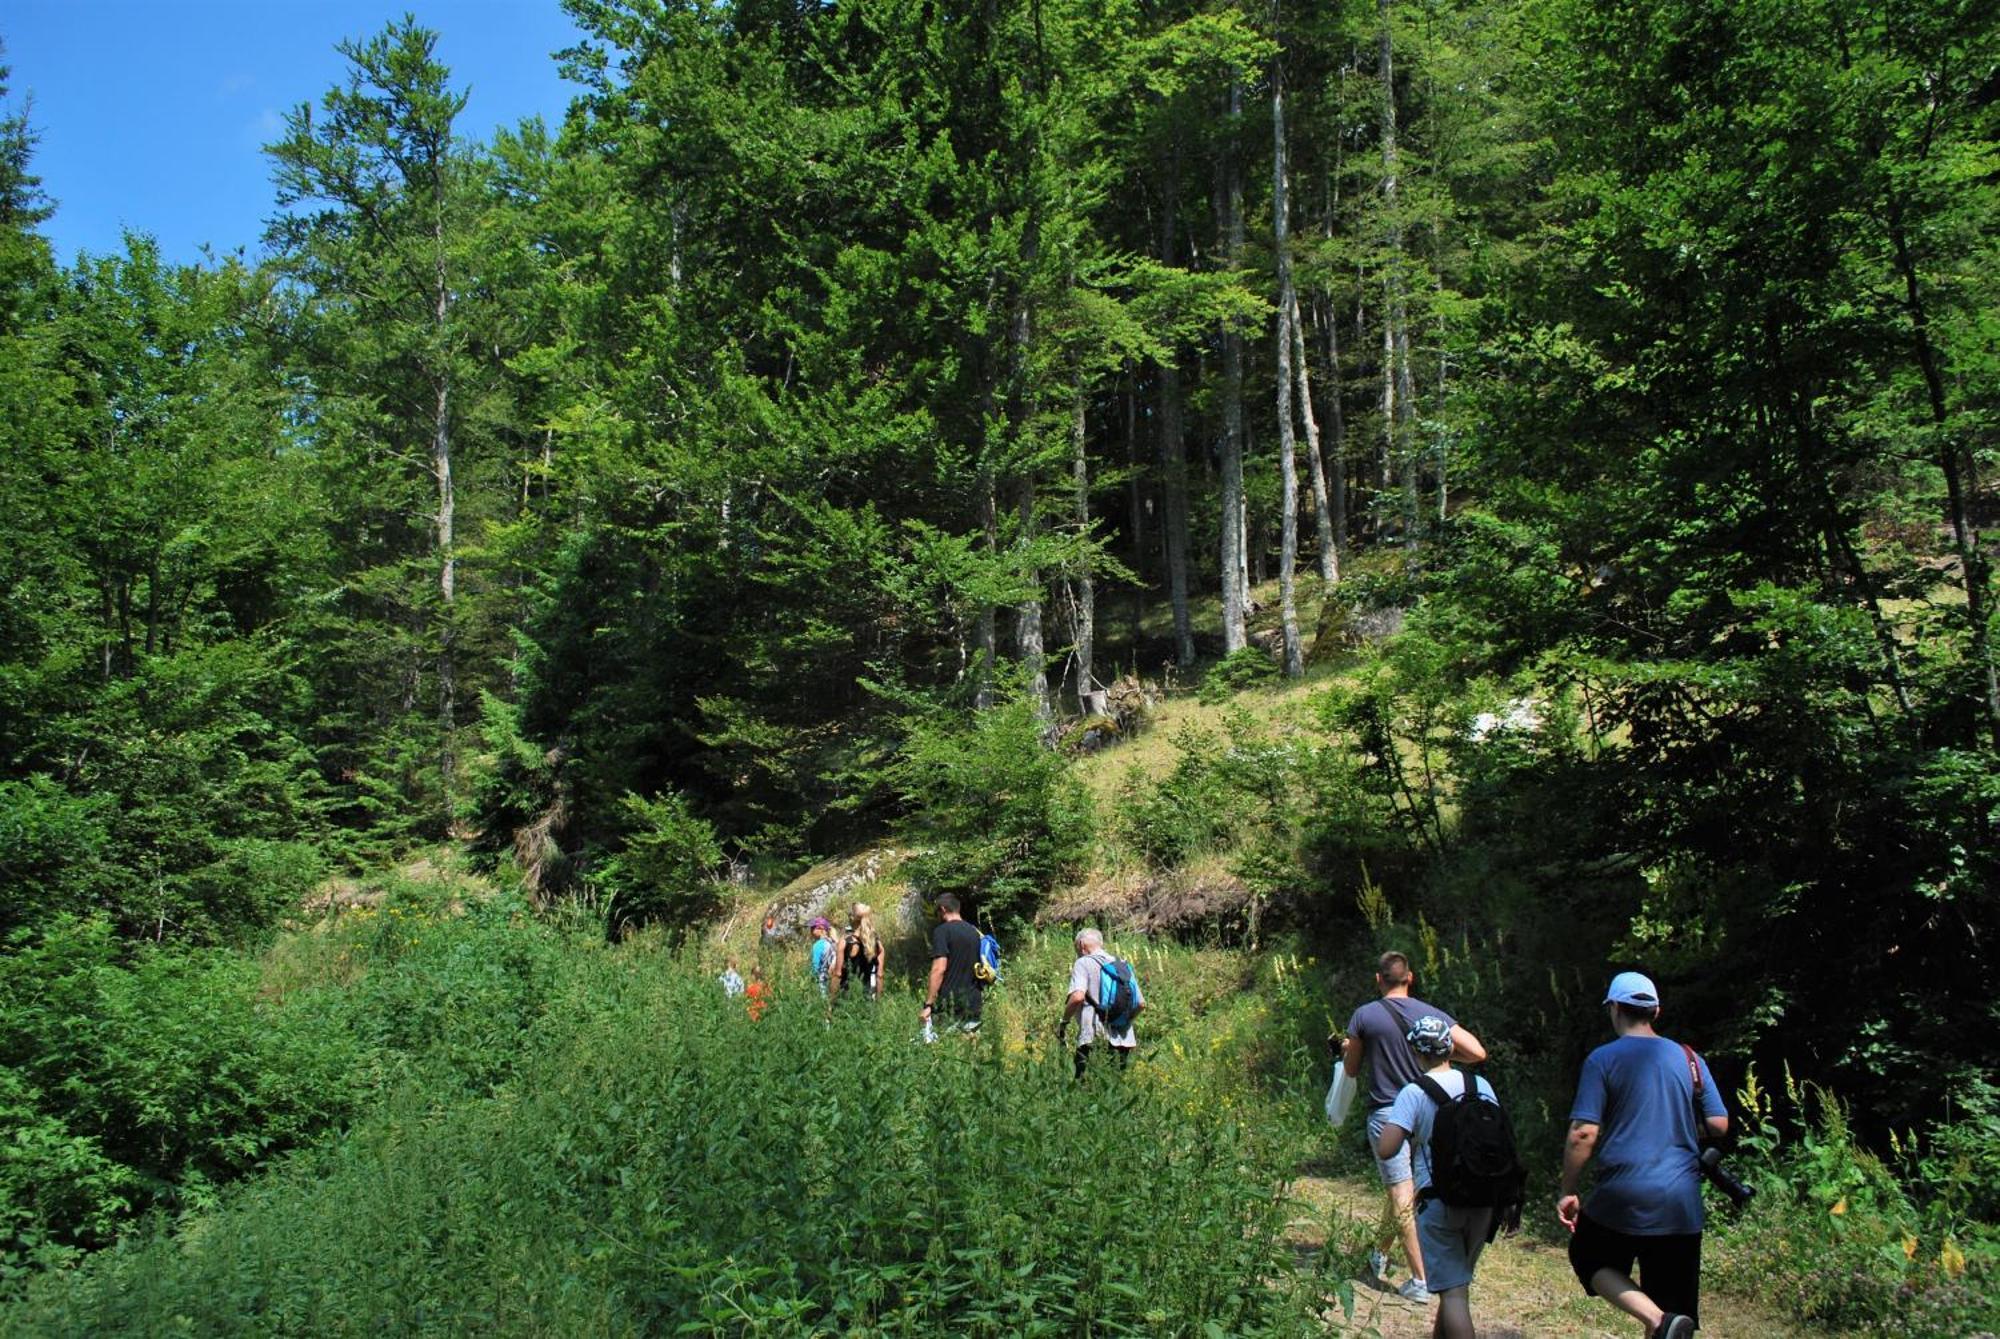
top-left (5, 1), bottom-right (588, 267)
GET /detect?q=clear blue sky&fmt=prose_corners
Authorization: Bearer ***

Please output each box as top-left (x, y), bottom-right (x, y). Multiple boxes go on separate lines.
top-left (4, 1), bottom-right (587, 267)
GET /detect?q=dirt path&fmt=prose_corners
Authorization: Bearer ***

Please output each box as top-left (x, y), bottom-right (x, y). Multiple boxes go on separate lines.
top-left (1287, 1175), bottom-right (1831, 1338)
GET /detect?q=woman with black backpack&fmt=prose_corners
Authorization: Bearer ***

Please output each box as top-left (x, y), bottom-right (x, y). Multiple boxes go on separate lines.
top-left (828, 902), bottom-right (884, 1002)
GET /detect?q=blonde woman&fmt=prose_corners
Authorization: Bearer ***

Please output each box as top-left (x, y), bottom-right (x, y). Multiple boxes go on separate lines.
top-left (829, 902), bottom-right (885, 1001)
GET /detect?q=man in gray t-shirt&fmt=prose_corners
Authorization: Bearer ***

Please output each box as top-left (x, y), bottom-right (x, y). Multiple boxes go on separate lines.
top-left (1062, 928), bottom-right (1143, 1079)
top-left (1339, 950), bottom-right (1486, 1301)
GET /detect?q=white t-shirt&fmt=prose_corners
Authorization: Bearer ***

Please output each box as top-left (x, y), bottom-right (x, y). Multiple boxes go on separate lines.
top-left (1385, 1068), bottom-right (1499, 1191)
top-left (1069, 951), bottom-right (1142, 1047)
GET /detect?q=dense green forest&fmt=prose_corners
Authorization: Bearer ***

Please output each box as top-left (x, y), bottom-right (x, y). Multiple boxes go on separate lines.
top-left (3, 0), bottom-right (1998, 1331)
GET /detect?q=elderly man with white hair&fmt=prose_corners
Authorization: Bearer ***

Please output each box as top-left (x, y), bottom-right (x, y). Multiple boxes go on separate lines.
top-left (1060, 928), bottom-right (1144, 1079)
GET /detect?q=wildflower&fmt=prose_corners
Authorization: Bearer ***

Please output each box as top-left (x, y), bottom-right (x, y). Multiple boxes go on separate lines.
top-left (1942, 1239), bottom-right (1966, 1277)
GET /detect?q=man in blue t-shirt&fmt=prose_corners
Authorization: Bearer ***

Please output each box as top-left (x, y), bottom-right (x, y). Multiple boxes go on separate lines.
top-left (1557, 972), bottom-right (1728, 1339)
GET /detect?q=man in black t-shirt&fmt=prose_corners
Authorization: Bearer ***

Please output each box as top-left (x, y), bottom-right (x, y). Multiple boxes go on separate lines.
top-left (921, 893), bottom-right (984, 1039)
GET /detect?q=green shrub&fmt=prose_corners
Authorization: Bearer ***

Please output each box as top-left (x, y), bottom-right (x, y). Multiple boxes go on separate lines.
top-left (1198, 647), bottom-right (1279, 703)
top-left (1112, 725), bottom-right (1237, 868)
top-left (7, 951), bottom-right (1322, 1336)
top-left (1709, 1069), bottom-right (2000, 1337)
top-left (334, 891), bottom-right (569, 1095)
top-left (895, 698), bottom-right (1093, 927)
top-left (0, 918), bottom-right (366, 1270)
top-left (595, 789), bottom-right (725, 938)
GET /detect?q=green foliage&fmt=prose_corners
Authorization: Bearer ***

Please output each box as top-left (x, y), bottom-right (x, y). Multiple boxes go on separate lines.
top-left (1113, 725), bottom-right (1239, 868)
top-left (5, 949), bottom-right (1321, 1336)
top-left (595, 790), bottom-right (725, 939)
top-left (1710, 1070), bottom-right (2000, 1336)
top-left (895, 699), bottom-right (1093, 929)
top-left (0, 918), bottom-right (365, 1274)
top-left (1198, 648), bottom-right (1280, 703)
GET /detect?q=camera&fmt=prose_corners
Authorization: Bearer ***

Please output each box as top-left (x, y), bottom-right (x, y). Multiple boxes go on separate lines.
top-left (1698, 1145), bottom-right (1755, 1210)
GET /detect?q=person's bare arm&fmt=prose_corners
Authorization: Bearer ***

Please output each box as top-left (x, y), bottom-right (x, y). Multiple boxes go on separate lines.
top-left (1705, 1114), bottom-right (1730, 1139)
top-left (1449, 1025), bottom-right (1486, 1064)
top-left (1556, 1121), bottom-right (1599, 1228)
top-left (1064, 987), bottom-right (1087, 1020)
top-left (1375, 1121), bottom-right (1411, 1161)
top-left (1342, 1034), bottom-right (1364, 1078)
top-left (924, 955), bottom-right (946, 1007)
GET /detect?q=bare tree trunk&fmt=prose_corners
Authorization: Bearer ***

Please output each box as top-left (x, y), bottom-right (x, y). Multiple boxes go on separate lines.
top-left (1377, 0), bottom-right (1419, 546)
top-left (1158, 159), bottom-right (1196, 668)
top-left (432, 217), bottom-right (457, 809)
top-left (1272, 46), bottom-right (1304, 678)
top-left (1071, 390), bottom-right (1100, 714)
top-left (1219, 82), bottom-right (1249, 655)
top-left (1291, 289), bottom-right (1338, 584)
top-left (1322, 293), bottom-right (1349, 556)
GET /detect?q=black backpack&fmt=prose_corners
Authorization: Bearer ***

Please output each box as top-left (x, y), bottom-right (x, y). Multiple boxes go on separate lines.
top-left (1415, 1070), bottom-right (1526, 1220)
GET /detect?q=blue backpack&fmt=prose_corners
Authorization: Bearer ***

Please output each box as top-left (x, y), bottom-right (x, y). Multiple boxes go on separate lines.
top-left (1091, 956), bottom-right (1140, 1031)
top-left (974, 932), bottom-right (1002, 985)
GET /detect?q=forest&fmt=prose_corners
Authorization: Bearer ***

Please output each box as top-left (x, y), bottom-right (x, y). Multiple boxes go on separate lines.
top-left (2, 0), bottom-right (1997, 1333)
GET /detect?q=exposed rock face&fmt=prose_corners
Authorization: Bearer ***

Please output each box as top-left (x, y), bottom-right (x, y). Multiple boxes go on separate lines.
top-left (1039, 865), bottom-right (1254, 937)
top-left (1308, 599), bottom-right (1405, 662)
top-left (754, 847), bottom-right (914, 942)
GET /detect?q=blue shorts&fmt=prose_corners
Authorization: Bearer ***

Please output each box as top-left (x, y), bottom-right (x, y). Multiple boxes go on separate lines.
top-left (1416, 1196), bottom-right (1493, 1292)
top-left (1367, 1107), bottom-right (1413, 1186)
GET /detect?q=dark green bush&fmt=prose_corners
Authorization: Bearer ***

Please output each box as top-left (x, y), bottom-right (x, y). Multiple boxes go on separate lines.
top-left (1198, 647), bottom-right (1280, 703)
top-left (895, 698), bottom-right (1093, 927)
top-left (0, 918), bottom-right (365, 1272)
top-left (595, 789), bottom-right (725, 939)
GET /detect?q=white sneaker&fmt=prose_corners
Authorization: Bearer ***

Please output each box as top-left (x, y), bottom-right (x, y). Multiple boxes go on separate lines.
top-left (1396, 1277), bottom-right (1431, 1304)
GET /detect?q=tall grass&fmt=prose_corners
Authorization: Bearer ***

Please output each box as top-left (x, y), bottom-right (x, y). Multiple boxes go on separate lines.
top-left (5, 932), bottom-right (1332, 1336)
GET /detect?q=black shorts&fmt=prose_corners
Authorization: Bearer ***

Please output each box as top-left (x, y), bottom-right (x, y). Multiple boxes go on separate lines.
top-left (1568, 1213), bottom-right (1702, 1324)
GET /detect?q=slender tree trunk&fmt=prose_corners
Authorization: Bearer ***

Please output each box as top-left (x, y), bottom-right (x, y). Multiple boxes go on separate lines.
top-left (1291, 289), bottom-right (1338, 583)
top-left (1377, 0), bottom-right (1419, 546)
top-left (1219, 82), bottom-right (1249, 655)
top-left (1071, 389), bottom-right (1099, 713)
top-left (1322, 293), bottom-right (1349, 556)
top-left (1272, 49), bottom-right (1303, 678)
top-left (1885, 202), bottom-right (2000, 749)
top-left (1125, 376), bottom-right (1146, 647)
top-left (431, 193), bottom-right (457, 810)
top-left (1158, 158), bottom-right (1195, 668)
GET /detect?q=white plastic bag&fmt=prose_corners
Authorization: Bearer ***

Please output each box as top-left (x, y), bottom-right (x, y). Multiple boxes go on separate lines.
top-left (1324, 1065), bottom-right (1357, 1126)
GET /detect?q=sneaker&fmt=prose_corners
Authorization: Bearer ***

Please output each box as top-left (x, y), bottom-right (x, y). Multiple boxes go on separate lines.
top-left (1367, 1249), bottom-right (1389, 1282)
top-left (1653, 1316), bottom-right (1695, 1339)
top-left (1396, 1277), bottom-right (1431, 1304)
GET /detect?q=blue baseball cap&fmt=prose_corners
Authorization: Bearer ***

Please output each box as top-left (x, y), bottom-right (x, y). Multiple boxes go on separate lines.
top-left (1604, 971), bottom-right (1660, 1008)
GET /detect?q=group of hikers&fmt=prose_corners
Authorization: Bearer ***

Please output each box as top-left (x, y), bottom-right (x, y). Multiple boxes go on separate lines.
top-left (721, 894), bottom-right (1145, 1074)
top-left (723, 906), bottom-right (1723, 1339)
top-left (1339, 950), bottom-right (1725, 1339)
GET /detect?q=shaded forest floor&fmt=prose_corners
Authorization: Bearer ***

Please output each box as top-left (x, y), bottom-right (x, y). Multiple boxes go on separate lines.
top-left (1285, 1173), bottom-right (1837, 1338)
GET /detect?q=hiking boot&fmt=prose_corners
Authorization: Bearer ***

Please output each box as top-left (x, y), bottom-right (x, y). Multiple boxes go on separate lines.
top-left (1396, 1277), bottom-right (1431, 1304)
top-left (1653, 1315), bottom-right (1695, 1339)
top-left (1367, 1249), bottom-right (1389, 1282)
